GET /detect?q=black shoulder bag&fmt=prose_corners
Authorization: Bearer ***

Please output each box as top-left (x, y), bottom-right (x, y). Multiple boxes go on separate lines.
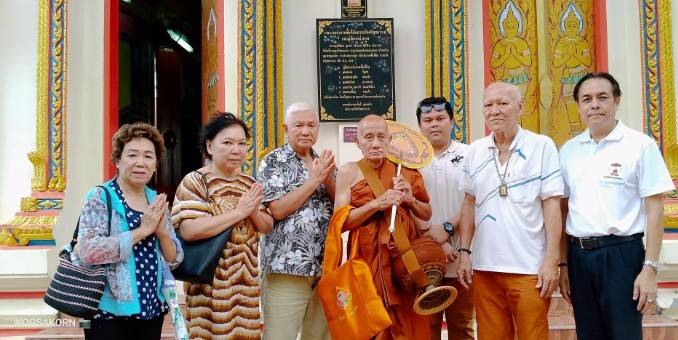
top-left (44, 185), bottom-right (111, 318)
top-left (172, 171), bottom-right (233, 284)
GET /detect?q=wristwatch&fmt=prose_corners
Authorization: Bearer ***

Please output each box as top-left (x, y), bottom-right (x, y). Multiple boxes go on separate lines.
top-left (443, 222), bottom-right (455, 236)
top-left (643, 260), bottom-right (660, 272)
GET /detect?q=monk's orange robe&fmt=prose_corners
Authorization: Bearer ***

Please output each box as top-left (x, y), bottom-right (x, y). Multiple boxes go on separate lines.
top-left (347, 159), bottom-right (430, 340)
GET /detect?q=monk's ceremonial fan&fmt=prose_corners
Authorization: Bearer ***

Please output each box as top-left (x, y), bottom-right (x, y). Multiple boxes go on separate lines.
top-left (385, 120), bottom-right (434, 169)
top-left (385, 121), bottom-right (434, 233)
top-left (385, 121), bottom-right (457, 316)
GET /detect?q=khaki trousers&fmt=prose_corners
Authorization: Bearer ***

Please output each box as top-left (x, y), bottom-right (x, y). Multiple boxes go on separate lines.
top-left (261, 273), bottom-right (330, 340)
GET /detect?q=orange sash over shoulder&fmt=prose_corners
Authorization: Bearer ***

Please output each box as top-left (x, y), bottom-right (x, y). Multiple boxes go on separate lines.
top-left (316, 205), bottom-right (392, 340)
top-left (347, 159), bottom-right (431, 340)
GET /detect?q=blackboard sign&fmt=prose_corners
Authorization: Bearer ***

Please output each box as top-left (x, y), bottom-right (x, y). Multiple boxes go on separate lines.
top-left (317, 19), bottom-right (395, 122)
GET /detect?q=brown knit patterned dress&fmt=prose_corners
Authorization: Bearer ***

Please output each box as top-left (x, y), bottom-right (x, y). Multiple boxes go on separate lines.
top-left (171, 170), bottom-right (260, 340)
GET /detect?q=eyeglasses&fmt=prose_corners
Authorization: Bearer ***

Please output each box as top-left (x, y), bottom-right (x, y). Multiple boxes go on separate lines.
top-left (419, 102), bottom-right (447, 113)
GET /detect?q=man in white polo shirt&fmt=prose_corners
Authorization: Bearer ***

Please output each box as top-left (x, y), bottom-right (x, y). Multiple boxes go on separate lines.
top-left (457, 82), bottom-right (563, 340)
top-left (558, 72), bottom-right (674, 340)
top-left (414, 96), bottom-right (474, 340)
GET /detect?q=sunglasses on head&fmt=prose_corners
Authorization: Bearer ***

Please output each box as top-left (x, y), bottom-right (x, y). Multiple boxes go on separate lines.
top-left (419, 102), bottom-right (447, 113)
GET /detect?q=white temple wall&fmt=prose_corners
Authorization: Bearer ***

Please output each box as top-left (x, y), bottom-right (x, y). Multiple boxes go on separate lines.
top-left (54, 0), bottom-right (106, 248)
top-left (605, 1), bottom-right (644, 131)
top-left (0, 0), bottom-right (38, 223)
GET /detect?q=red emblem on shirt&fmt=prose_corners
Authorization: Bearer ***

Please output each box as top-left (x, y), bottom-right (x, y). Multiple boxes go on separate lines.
top-left (606, 163), bottom-right (622, 179)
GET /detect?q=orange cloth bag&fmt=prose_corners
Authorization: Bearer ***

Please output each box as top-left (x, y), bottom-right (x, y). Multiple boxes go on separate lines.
top-left (316, 205), bottom-right (392, 340)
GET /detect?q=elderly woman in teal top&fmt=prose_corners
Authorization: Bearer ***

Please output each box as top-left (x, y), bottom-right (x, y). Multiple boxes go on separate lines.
top-left (74, 122), bottom-right (184, 340)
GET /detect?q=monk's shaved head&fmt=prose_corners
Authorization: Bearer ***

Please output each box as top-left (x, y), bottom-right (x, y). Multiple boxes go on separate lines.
top-left (356, 114), bottom-right (390, 162)
top-left (484, 82), bottom-right (522, 102)
top-left (357, 114), bottom-right (388, 136)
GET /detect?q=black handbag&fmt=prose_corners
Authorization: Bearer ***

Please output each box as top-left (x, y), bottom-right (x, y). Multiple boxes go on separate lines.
top-left (172, 171), bottom-right (232, 284)
top-left (44, 185), bottom-right (111, 318)
top-left (172, 228), bottom-right (232, 284)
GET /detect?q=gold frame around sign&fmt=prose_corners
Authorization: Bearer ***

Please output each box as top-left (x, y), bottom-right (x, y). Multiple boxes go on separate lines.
top-left (317, 19), bottom-right (395, 122)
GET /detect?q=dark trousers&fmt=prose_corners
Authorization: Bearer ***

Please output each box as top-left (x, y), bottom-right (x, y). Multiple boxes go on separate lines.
top-left (568, 238), bottom-right (644, 340)
top-left (83, 315), bottom-right (164, 340)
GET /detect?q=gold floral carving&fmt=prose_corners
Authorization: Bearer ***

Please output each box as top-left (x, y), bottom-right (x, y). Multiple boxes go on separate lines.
top-left (20, 198), bottom-right (39, 213)
top-left (451, 0), bottom-right (468, 142)
top-left (665, 202), bottom-right (678, 214)
top-left (28, 151), bottom-right (47, 192)
top-left (239, 0), bottom-right (283, 176)
top-left (240, 0), bottom-right (255, 174)
top-left (318, 20), bottom-right (332, 35)
top-left (255, 0), bottom-right (265, 177)
top-left (426, 0), bottom-right (469, 143)
top-left (443, 1), bottom-right (451, 109)
top-left (425, 0), bottom-right (432, 96)
top-left (10, 227), bottom-right (54, 246)
top-left (33, 0), bottom-right (50, 192)
top-left (666, 145), bottom-right (678, 179)
top-left (640, 1), bottom-right (677, 228)
top-left (0, 229), bottom-right (18, 246)
top-left (275, 2), bottom-right (283, 148)
top-left (658, 0), bottom-right (676, 149)
top-left (641, 0), bottom-right (661, 144)
top-left (320, 107), bottom-right (335, 121)
top-left (49, 0), bottom-right (67, 191)
top-left (262, 0), bottom-right (283, 158)
top-left (377, 20), bottom-right (392, 33)
top-left (384, 105), bottom-right (394, 120)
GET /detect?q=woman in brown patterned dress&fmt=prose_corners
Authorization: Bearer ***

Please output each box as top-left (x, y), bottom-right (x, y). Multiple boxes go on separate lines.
top-left (171, 113), bottom-right (273, 339)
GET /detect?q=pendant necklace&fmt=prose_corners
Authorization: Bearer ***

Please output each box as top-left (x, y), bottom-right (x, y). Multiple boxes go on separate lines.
top-left (492, 147), bottom-right (512, 197)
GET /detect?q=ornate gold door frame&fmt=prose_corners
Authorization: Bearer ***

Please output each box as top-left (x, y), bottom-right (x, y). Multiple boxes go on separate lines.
top-left (640, 0), bottom-right (678, 228)
top-left (426, 0), bottom-right (470, 143)
top-left (238, 0), bottom-right (284, 177)
top-left (640, 0), bottom-right (675, 152)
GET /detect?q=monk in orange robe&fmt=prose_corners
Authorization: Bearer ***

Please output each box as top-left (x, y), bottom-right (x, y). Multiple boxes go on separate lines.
top-left (333, 115), bottom-right (432, 340)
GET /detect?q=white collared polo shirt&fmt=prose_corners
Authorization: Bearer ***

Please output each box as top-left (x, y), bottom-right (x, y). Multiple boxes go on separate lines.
top-left (560, 120), bottom-right (675, 237)
top-left (459, 127), bottom-right (563, 274)
top-left (420, 141), bottom-right (469, 278)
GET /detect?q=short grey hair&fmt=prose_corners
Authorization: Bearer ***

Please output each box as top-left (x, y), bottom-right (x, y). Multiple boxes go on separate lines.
top-left (485, 82), bottom-right (523, 102)
top-left (284, 102), bottom-right (318, 124)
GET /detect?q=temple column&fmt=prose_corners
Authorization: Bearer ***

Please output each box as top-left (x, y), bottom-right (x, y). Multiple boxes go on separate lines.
top-left (641, 0), bottom-right (678, 319)
top-left (0, 0), bottom-right (68, 247)
top-left (235, 0), bottom-right (285, 177)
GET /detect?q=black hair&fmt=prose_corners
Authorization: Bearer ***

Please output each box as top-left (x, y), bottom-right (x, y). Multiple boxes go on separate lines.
top-left (416, 96), bottom-right (453, 124)
top-left (573, 72), bottom-right (622, 102)
top-left (198, 112), bottom-right (250, 160)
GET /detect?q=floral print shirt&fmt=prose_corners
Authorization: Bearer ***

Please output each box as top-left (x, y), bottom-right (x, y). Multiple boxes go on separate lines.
top-left (94, 180), bottom-right (166, 320)
top-left (258, 143), bottom-right (334, 277)
top-left (72, 181), bottom-right (183, 316)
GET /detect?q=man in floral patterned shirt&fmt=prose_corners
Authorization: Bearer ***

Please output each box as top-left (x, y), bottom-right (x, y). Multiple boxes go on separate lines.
top-left (258, 102), bottom-right (335, 340)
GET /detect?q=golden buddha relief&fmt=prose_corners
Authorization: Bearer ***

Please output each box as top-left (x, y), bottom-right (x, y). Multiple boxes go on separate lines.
top-left (547, 0), bottom-right (595, 145)
top-left (489, 0), bottom-right (540, 132)
top-left (492, 5), bottom-right (531, 86)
